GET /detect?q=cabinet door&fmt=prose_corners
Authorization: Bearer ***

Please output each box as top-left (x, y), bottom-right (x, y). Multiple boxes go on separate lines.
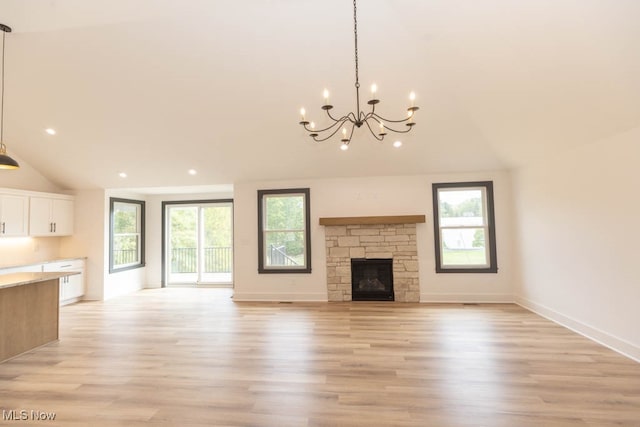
top-left (0, 195), bottom-right (29, 236)
top-left (65, 273), bottom-right (84, 299)
top-left (52, 199), bottom-right (74, 235)
top-left (29, 197), bottom-right (54, 236)
top-left (46, 260), bottom-right (85, 304)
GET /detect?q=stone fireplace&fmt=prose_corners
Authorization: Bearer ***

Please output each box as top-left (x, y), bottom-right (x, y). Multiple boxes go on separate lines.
top-left (321, 215), bottom-right (424, 302)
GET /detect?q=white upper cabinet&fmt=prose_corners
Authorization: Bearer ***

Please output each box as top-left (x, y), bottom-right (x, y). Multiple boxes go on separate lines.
top-left (29, 196), bottom-right (74, 237)
top-left (0, 194), bottom-right (29, 237)
top-left (0, 189), bottom-right (74, 237)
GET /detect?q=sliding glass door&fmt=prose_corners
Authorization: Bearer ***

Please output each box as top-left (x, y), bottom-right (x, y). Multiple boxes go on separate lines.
top-left (165, 201), bottom-right (233, 286)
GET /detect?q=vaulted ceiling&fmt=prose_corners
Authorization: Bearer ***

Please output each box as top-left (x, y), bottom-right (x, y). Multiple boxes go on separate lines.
top-left (1, 0), bottom-right (639, 190)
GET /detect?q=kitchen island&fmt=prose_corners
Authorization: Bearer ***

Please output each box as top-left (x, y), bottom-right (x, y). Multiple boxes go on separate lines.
top-left (0, 272), bottom-right (78, 363)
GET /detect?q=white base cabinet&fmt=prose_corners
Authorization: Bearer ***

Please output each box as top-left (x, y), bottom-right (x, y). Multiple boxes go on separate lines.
top-left (42, 260), bottom-right (85, 305)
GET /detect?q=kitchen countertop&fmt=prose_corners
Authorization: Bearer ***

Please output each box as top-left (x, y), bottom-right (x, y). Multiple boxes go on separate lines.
top-left (0, 257), bottom-right (87, 271)
top-left (0, 271), bottom-right (80, 290)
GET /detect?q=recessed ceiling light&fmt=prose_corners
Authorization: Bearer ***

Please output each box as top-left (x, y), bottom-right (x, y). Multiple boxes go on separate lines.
top-left (188, 169), bottom-right (197, 175)
top-left (118, 172), bottom-right (127, 178)
top-left (45, 128), bottom-right (56, 135)
top-left (393, 140), bottom-right (402, 148)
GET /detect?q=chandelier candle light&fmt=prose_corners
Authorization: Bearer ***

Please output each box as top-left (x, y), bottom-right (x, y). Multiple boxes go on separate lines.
top-left (299, 0), bottom-right (418, 151)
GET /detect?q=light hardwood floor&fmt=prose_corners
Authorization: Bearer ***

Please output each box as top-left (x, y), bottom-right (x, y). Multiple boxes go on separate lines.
top-left (0, 288), bottom-right (638, 426)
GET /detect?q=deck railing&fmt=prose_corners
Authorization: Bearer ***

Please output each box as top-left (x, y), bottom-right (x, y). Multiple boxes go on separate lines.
top-left (268, 245), bottom-right (299, 266)
top-left (171, 247), bottom-right (233, 273)
top-left (113, 249), bottom-right (138, 266)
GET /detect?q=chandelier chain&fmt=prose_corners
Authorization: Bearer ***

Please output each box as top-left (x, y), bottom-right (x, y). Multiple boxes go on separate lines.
top-left (353, 0), bottom-right (359, 89)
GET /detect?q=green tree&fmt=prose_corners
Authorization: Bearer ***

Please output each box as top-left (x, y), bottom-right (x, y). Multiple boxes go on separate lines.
top-left (455, 197), bottom-right (481, 217)
top-left (472, 229), bottom-right (485, 248)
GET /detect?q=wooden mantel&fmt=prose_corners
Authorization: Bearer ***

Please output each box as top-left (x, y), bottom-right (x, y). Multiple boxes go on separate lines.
top-left (319, 215), bottom-right (426, 226)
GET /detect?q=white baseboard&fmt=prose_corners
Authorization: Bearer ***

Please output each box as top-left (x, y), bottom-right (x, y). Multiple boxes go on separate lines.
top-left (232, 292), bottom-right (328, 302)
top-left (516, 297), bottom-right (640, 363)
top-left (420, 293), bottom-right (514, 303)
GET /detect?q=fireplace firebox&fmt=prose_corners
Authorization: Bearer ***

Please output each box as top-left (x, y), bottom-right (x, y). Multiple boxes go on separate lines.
top-left (351, 258), bottom-right (394, 301)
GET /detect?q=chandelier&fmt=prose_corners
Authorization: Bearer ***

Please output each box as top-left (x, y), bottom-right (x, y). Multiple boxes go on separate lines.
top-left (298, 0), bottom-right (418, 151)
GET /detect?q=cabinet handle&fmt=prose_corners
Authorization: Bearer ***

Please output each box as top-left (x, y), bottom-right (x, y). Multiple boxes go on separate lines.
top-left (1, 222), bottom-right (4, 234)
top-left (49, 223), bottom-right (52, 233)
top-left (54, 223), bottom-right (57, 233)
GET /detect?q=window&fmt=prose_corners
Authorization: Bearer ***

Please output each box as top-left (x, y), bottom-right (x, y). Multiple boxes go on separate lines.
top-left (109, 198), bottom-right (145, 273)
top-left (258, 188), bottom-right (311, 273)
top-left (432, 181), bottom-right (497, 273)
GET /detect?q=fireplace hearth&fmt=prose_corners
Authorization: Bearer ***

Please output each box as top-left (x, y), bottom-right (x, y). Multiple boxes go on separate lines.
top-left (351, 258), bottom-right (394, 301)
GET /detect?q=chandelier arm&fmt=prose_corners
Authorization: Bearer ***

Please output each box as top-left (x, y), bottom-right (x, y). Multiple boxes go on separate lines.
top-left (311, 119), bottom-right (350, 142)
top-left (303, 116), bottom-right (349, 134)
top-left (326, 109), bottom-right (354, 125)
top-left (374, 122), bottom-right (413, 134)
top-left (361, 110), bottom-right (378, 123)
top-left (347, 122), bottom-right (356, 142)
top-left (363, 120), bottom-right (385, 141)
top-left (371, 112), bottom-right (415, 124)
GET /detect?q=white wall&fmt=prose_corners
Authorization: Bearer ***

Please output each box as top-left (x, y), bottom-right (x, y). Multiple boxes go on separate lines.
top-left (512, 125), bottom-right (640, 361)
top-left (60, 189), bottom-right (106, 300)
top-left (233, 172), bottom-right (513, 302)
top-left (0, 237), bottom-right (62, 268)
top-left (145, 191), bottom-right (233, 288)
top-left (0, 153), bottom-right (62, 193)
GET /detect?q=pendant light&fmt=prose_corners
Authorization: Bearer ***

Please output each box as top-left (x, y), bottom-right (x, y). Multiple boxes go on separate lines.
top-left (0, 23), bottom-right (19, 170)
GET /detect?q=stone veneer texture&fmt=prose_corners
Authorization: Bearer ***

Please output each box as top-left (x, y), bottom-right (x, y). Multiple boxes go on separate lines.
top-left (324, 223), bottom-right (420, 302)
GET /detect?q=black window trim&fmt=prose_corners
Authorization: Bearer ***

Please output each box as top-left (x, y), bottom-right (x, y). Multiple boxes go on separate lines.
top-left (160, 198), bottom-right (234, 287)
top-left (432, 181), bottom-right (498, 273)
top-left (109, 197), bottom-right (146, 274)
top-left (257, 188), bottom-right (311, 274)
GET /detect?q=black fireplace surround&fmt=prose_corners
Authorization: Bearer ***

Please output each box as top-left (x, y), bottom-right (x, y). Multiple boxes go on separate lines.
top-left (351, 258), bottom-right (394, 301)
